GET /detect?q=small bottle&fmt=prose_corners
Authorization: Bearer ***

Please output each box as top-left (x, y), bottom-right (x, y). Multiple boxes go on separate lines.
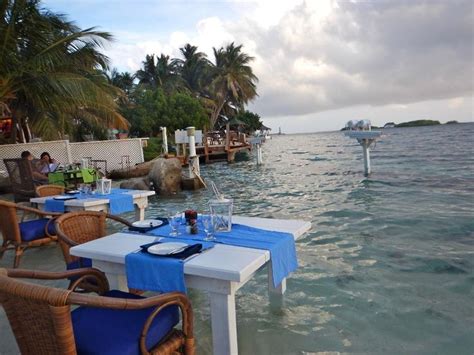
top-left (190, 219), bottom-right (198, 234)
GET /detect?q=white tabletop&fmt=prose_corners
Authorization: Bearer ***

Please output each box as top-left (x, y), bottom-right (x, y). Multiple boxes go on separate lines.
top-left (70, 216), bottom-right (311, 283)
top-left (30, 189), bottom-right (155, 207)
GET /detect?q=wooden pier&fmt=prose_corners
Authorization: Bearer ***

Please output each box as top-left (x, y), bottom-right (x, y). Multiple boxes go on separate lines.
top-left (198, 130), bottom-right (250, 163)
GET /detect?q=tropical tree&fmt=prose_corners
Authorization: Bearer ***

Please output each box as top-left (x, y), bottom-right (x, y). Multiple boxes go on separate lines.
top-left (107, 68), bottom-right (135, 97)
top-left (234, 110), bottom-right (263, 134)
top-left (174, 43), bottom-right (211, 95)
top-left (0, 0), bottom-right (128, 143)
top-left (135, 54), bottom-right (183, 94)
top-left (207, 42), bottom-right (258, 129)
top-left (123, 89), bottom-right (207, 137)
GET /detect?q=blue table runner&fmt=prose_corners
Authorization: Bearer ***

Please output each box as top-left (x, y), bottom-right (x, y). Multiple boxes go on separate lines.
top-left (125, 238), bottom-right (214, 293)
top-left (147, 221), bottom-right (298, 288)
top-left (44, 198), bottom-right (67, 212)
top-left (44, 188), bottom-right (134, 215)
top-left (92, 189), bottom-right (134, 214)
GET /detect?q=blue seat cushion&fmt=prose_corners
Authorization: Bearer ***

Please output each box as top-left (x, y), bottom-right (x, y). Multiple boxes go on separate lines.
top-left (72, 290), bottom-right (180, 355)
top-left (67, 258), bottom-right (93, 270)
top-left (19, 218), bottom-right (56, 242)
top-left (66, 258), bottom-right (94, 283)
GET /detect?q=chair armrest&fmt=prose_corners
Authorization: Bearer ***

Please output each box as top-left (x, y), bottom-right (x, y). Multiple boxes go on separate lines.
top-left (106, 213), bottom-right (133, 227)
top-left (5, 268), bottom-right (110, 294)
top-left (5, 267), bottom-right (107, 283)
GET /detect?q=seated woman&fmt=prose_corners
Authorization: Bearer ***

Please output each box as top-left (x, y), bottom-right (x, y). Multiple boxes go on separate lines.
top-left (39, 152), bottom-right (59, 174)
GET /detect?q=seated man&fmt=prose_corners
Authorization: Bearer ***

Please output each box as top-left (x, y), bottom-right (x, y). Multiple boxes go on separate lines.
top-left (21, 150), bottom-right (49, 185)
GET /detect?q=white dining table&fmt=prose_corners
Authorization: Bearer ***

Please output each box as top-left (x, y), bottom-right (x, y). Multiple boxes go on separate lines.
top-left (30, 189), bottom-right (155, 221)
top-left (70, 215), bottom-right (311, 355)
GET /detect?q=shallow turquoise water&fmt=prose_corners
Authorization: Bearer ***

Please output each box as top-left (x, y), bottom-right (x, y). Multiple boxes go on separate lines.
top-left (1, 124), bottom-right (471, 354)
top-left (146, 123), bottom-right (474, 354)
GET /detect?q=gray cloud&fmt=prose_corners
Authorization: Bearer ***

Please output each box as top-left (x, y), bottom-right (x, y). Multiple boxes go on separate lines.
top-left (236, 0), bottom-right (474, 117)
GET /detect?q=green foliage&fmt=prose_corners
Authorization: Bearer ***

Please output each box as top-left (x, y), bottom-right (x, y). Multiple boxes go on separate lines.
top-left (0, 0), bottom-right (126, 143)
top-left (143, 137), bottom-right (163, 161)
top-left (124, 41), bottom-right (259, 132)
top-left (124, 88), bottom-right (208, 137)
top-left (396, 120), bottom-right (441, 127)
top-left (234, 110), bottom-right (263, 134)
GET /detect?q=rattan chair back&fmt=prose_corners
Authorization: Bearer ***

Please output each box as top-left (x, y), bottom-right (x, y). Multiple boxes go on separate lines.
top-left (3, 158), bottom-right (36, 202)
top-left (55, 212), bottom-right (107, 265)
top-left (36, 184), bottom-right (65, 197)
top-left (55, 211), bottom-right (132, 265)
top-left (0, 269), bottom-right (76, 354)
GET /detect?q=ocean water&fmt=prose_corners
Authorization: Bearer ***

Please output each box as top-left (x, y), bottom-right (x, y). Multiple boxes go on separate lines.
top-left (147, 123), bottom-right (474, 354)
top-left (0, 123), bottom-right (472, 354)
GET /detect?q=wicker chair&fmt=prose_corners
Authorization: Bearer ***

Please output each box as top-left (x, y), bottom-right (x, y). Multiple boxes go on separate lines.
top-left (36, 184), bottom-right (65, 197)
top-left (0, 200), bottom-right (60, 268)
top-left (3, 158), bottom-right (37, 202)
top-left (0, 267), bottom-right (195, 355)
top-left (55, 211), bottom-right (133, 276)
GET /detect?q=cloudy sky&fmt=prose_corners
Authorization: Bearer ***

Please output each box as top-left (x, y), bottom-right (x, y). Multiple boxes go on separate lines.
top-left (44, 0), bottom-right (473, 133)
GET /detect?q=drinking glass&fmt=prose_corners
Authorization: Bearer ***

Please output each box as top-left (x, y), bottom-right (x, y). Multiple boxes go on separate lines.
top-left (202, 214), bottom-right (216, 241)
top-left (168, 213), bottom-right (181, 237)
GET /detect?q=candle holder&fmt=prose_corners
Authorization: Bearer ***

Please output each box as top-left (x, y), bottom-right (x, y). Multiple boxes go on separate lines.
top-left (97, 177), bottom-right (112, 195)
top-left (209, 198), bottom-right (233, 232)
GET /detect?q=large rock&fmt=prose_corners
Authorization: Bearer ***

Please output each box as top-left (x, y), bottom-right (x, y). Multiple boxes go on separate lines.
top-left (148, 158), bottom-right (182, 195)
top-left (119, 177), bottom-right (150, 191)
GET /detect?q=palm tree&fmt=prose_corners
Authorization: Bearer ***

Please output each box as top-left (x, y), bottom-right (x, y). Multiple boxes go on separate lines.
top-left (108, 68), bottom-right (135, 96)
top-left (207, 42), bottom-right (258, 129)
top-left (174, 43), bottom-right (211, 95)
top-left (0, 0), bottom-right (127, 142)
top-left (136, 54), bottom-right (183, 94)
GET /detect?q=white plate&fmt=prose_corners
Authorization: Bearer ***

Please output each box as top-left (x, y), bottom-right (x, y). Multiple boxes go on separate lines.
top-left (132, 219), bottom-right (163, 228)
top-left (148, 242), bottom-right (188, 255)
top-left (53, 195), bottom-right (76, 200)
top-left (66, 190), bottom-right (80, 194)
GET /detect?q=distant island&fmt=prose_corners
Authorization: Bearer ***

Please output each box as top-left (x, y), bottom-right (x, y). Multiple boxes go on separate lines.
top-left (395, 119), bottom-right (441, 128)
top-left (341, 119), bottom-right (460, 131)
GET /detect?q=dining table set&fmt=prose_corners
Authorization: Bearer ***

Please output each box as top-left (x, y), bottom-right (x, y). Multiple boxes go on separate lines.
top-left (30, 188), bottom-right (155, 221)
top-left (70, 212), bottom-right (312, 355)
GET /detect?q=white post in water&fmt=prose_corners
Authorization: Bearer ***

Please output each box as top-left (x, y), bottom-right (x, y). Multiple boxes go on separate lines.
top-left (187, 126), bottom-right (199, 178)
top-left (344, 120), bottom-right (382, 177)
top-left (161, 127), bottom-right (168, 154)
top-left (361, 139), bottom-right (371, 176)
top-left (256, 143), bottom-right (263, 165)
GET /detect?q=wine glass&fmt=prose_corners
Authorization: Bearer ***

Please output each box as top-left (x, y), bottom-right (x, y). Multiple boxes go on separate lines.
top-left (202, 214), bottom-right (216, 241)
top-left (168, 213), bottom-right (181, 237)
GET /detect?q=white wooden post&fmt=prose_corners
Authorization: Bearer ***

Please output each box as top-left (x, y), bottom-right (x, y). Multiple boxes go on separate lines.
top-left (344, 129), bottom-right (381, 176)
top-left (161, 127), bottom-right (168, 154)
top-left (187, 127), bottom-right (199, 179)
top-left (256, 143), bottom-right (263, 165)
top-left (362, 140), bottom-right (371, 176)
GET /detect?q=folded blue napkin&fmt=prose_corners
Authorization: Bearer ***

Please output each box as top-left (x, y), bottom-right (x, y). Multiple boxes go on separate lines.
top-left (148, 222), bottom-right (298, 288)
top-left (125, 237), bottom-right (214, 293)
